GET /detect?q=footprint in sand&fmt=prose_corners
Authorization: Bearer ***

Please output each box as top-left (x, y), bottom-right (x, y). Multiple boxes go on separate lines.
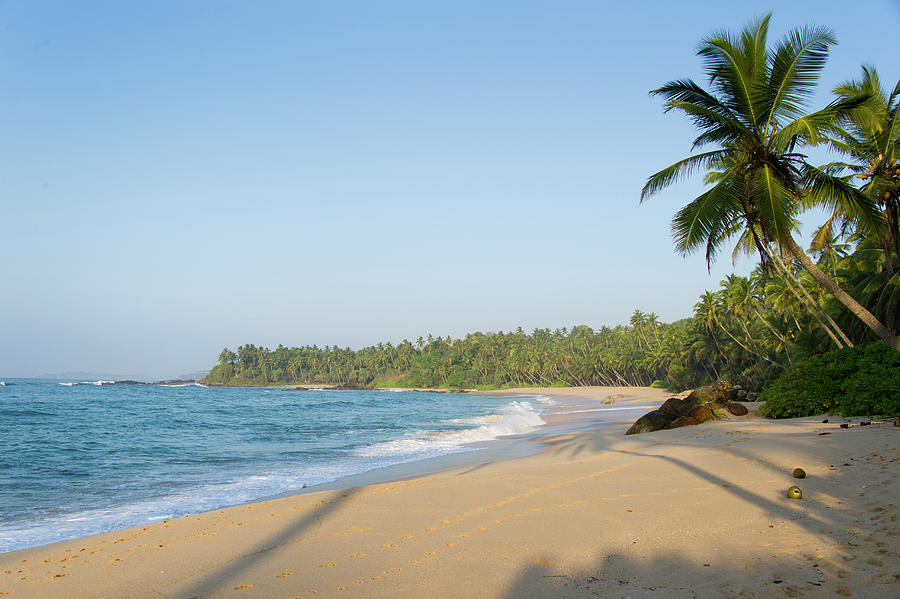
top-left (234, 584), bottom-right (252, 590)
top-left (320, 562), bottom-right (337, 568)
top-left (381, 544), bottom-right (399, 550)
top-left (351, 553), bottom-right (366, 558)
top-left (425, 528), bottom-right (435, 532)
top-left (277, 571), bottom-right (293, 578)
top-left (401, 535), bottom-right (414, 540)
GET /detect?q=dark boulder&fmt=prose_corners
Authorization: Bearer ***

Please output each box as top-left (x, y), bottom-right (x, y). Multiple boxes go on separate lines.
top-left (332, 383), bottom-right (370, 390)
top-left (689, 405), bottom-right (714, 423)
top-left (726, 403), bottom-right (749, 416)
top-left (625, 410), bottom-right (675, 435)
top-left (658, 397), bottom-right (689, 418)
top-left (684, 381), bottom-right (738, 407)
top-left (667, 416), bottom-right (700, 429)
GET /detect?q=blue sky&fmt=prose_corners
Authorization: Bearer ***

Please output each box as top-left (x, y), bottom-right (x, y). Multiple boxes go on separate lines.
top-left (1, 1), bottom-right (898, 377)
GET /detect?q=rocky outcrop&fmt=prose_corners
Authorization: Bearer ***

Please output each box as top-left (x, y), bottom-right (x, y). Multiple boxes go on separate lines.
top-left (683, 380), bottom-right (738, 407)
top-left (625, 410), bottom-right (677, 435)
top-left (658, 398), bottom-right (687, 418)
top-left (688, 405), bottom-right (714, 423)
top-left (667, 416), bottom-right (700, 429)
top-left (726, 402), bottom-right (749, 416)
top-left (625, 382), bottom-right (750, 435)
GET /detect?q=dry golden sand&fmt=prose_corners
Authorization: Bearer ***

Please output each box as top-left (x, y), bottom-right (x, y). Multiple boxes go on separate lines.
top-left (1, 386), bottom-right (898, 598)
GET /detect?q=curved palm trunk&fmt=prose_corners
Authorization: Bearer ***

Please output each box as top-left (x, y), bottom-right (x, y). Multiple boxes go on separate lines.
top-left (753, 309), bottom-right (795, 367)
top-left (712, 314), bottom-right (783, 369)
top-left (782, 235), bottom-right (900, 351)
top-left (767, 250), bottom-right (848, 348)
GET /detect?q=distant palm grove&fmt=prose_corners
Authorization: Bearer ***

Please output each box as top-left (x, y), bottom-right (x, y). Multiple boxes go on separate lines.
top-left (206, 15), bottom-right (898, 392)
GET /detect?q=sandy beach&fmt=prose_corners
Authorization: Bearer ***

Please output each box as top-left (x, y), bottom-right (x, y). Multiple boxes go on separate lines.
top-left (1, 386), bottom-right (897, 598)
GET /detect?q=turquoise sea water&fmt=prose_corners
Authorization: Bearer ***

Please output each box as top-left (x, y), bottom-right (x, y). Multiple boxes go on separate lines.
top-left (0, 379), bottom-right (548, 553)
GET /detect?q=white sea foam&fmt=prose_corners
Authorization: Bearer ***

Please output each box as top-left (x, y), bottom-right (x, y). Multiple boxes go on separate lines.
top-left (0, 456), bottom-right (439, 553)
top-left (0, 392), bottom-right (550, 554)
top-left (58, 382), bottom-right (77, 386)
top-left (357, 400), bottom-right (545, 460)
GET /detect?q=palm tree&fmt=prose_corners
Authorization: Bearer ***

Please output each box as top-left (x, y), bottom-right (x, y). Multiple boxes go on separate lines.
top-left (641, 14), bottom-right (899, 351)
top-left (827, 66), bottom-right (900, 274)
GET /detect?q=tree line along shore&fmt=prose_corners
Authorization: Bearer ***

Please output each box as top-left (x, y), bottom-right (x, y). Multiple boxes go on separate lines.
top-left (206, 14), bottom-right (899, 420)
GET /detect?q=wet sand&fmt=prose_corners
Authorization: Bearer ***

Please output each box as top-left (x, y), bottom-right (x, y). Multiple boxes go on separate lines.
top-left (1, 386), bottom-right (897, 598)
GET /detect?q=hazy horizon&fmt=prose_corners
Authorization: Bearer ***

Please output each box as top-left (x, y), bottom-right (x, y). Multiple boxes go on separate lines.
top-left (3, 1), bottom-right (899, 377)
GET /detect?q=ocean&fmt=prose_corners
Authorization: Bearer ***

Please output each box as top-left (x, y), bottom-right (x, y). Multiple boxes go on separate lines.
top-left (0, 379), bottom-right (549, 553)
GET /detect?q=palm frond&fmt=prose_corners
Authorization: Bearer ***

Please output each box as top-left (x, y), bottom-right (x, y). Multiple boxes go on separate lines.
top-left (698, 15), bottom-right (770, 127)
top-left (764, 24), bottom-right (836, 130)
top-left (651, 79), bottom-right (734, 117)
top-left (771, 94), bottom-right (869, 150)
top-left (671, 172), bottom-right (742, 259)
top-left (801, 164), bottom-right (879, 228)
top-left (663, 100), bottom-right (752, 148)
top-left (641, 150), bottom-right (729, 202)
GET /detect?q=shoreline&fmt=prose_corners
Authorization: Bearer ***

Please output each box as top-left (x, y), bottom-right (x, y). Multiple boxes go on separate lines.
top-left (1, 386), bottom-right (897, 598)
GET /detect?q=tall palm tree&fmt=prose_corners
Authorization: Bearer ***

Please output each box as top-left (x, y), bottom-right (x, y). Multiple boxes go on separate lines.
top-left (641, 14), bottom-right (899, 351)
top-left (826, 66), bottom-right (900, 274)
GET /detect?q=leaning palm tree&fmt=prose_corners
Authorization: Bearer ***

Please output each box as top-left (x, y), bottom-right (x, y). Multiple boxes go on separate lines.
top-left (641, 14), bottom-right (899, 351)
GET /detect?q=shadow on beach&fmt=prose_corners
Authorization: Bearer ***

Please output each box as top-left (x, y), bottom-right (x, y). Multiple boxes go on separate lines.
top-left (171, 487), bottom-right (360, 599)
top-left (500, 549), bottom-right (835, 599)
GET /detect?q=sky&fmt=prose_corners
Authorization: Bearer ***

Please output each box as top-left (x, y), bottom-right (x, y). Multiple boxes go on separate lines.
top-left (1, 1), bottom-right (899, 378)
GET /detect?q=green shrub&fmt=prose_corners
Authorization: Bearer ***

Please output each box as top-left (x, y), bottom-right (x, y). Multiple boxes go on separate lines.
top-left (759, 341), bottom-right (900, 418)
top-left (650, 380), bottom-right (668, 389)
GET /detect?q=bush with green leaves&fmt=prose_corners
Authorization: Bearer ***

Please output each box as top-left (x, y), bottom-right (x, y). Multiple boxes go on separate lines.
top-left (759, 341), bottom-right (900, 418)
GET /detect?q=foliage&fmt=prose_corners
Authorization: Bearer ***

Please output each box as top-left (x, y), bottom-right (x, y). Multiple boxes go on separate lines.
top-left (204, 244), bottom-right (890, 393)
top-left (204, 15), bottom-right (900, 421)
top-left (642, 13), bottom-right (899, 352)
top-left (759, 341), bottom-right (900, 417)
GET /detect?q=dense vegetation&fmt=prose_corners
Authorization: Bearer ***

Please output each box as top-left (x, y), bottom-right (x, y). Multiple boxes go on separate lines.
top-left (759, 341), bottom-right (900, 417)
top-left (204, 241), bottom-right (896, 392)
top-left (205, 14), bottom-right (899, 418)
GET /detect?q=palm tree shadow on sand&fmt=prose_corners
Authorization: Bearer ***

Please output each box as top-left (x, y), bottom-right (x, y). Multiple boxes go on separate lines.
top-left (500, 428), bottom-right (897, 598)
top-left (170, 486), bottom-right (360, 599)
top-left (500, 550), bottom-right (835, 599)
